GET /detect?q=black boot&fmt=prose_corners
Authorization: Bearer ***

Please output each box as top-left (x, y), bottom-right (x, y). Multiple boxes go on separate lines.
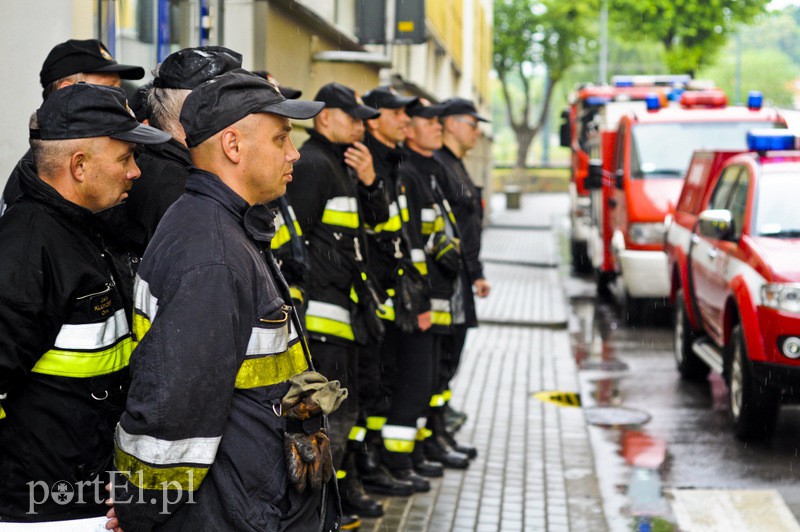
top-left (442, 427), bottom-right (478, 459)
top-left (444, 403), bottom-right (468, 433)
top-left (434, 407), bottom-right (477, 459)
top-left (354, 441), bottom-right (415, 497)
top-left (388, 467), bottom-right (431, 493)
top-left (339, 464), bottom-right (384, 518)
top-left (412, 444), bottom-right (443, 478)
top-left (423, 436), bottom-right (469, 469)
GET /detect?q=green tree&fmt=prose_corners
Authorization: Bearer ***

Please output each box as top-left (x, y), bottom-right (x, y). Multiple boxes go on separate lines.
top-left (493, 0), bottom-right (597, 168)
top-left (610, 0), bottom-right (769, 75)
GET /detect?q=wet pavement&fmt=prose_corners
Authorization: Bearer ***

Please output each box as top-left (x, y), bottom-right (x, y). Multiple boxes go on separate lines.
top-left (361, 192), bottom-right (800, 531)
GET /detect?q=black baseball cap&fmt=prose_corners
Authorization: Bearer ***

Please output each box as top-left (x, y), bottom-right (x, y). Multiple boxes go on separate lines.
top-left (315, 83), bottom-right (380, 119)
top-left (362, 86), bottom-right (418, 110)
top-left (30, 83), bottom-right (171, 145)
top-left (406, 99), bottom-right (447, 119)
top-left (252, 71), bottom-right (303, 100)
top-left (440, 97), bottom-right (490, 122)
top-left (127, 81), bottom-right (153, 122)
top-left (180, 69), bottom-right (325, 148)
top-left (40, 39), bottom-right (145, 88)
top-left (154, 46), bottom-right (243, 90)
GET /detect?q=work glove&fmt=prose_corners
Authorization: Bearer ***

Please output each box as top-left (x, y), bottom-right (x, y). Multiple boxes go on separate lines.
top-left (282, 372), bottom-right (347, 493)
top-left (428, 232), bottom-right (461, 278)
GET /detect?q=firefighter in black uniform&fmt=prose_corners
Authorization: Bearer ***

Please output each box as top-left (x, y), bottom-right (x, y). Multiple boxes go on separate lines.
top-left (124, 46), bottom-right (242, 253)
top-left (435, 98), bottom-right (490, 447)
top-left (285, 82), bottom-right (395, 520)
top-left (0, 84), bottom-right (170, 522)
top-left (359, 86), bottom-right (437, 492)
top-left (399, 98), bottom-right (474, 470)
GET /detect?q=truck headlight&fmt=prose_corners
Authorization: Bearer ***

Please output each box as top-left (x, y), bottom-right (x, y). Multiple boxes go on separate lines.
top-left (628, 223), bottom-right (666, 245)
top-left (761, 283), bottom-right (800, 314)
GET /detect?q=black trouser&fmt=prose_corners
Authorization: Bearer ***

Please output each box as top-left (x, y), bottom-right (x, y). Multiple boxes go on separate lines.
top-left (439, 324), bottom-right (468, 400)
top-left (309, 340), bottom-right (358, 470)
top-left (357, 336), bottom-right (391, 427)
top-left (380, 323), bottom-right (436, 470)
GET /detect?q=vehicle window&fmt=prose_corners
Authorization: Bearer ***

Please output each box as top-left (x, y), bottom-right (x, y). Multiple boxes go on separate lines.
top-left (726, 170), bottom-right (750, 239)
top-left (753, 171), bottom-right (800, 237)
top-left (708, 166), bottom-right (742, 211)
top-left (613, 123), bottom-right (627, 174)
top-left (630, 121), bottom-right (781, 179)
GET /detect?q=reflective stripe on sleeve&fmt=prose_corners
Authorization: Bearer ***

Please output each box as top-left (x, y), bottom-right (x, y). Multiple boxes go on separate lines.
top-left (235, 341), bottom-right (308, 389)
top-left (398, 194), bottom-right (410, 222)
top-left (115, 448), bottom-right (208, 491)
top-left (245, 324), bottom-right (294, 356)
top-left (370, 202), bottom-right (402, 233)
top-left (289, 286), bottom-right (304, 303)
top-left (411, 248), bottom-right (428, 276)
top-left (53, 309), bottom-right (130, 351)
top-left (377, 297), bottom-right (395, 322)
top-left (305, 300), bottom-right (354, 341)
top-left (133, 312), bottom-right (152, 343)
top-left (133, 276), bottom-right (159, 323)
top-left (116, 425), bottom-right (220, 467)
top-left (321, 196), bottom-right (360, 229)
top-left (431, 298), bottom-right (452, 327)
top-left (32, 337), bottom-right (133, 378)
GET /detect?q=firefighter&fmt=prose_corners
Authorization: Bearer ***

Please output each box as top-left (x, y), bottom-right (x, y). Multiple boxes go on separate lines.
top-left (399, 98), bottom-right (473, 470)
top-left (285, 82), bottom-right (395, 520)
top-left (0, 84), bottom-right (170, 521)
top-left (124, 46), bottom-right (242, 253)
top-left (2, 39), bottom-right (145, 215)
top-left (108, 71), bottom-right (344, 531)
top-left (434, 98), bottom-right (490, 451)
top-left (359, 86), bottom-right (436, 492)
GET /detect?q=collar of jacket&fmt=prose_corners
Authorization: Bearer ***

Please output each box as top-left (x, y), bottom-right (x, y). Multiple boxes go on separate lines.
top-left (305, 128), bottom-right (350, 162)
top-left (436, 145), bottom-right (461, 164)
top-left (400, 146), bottom-right (442, 173)
top-left (365, 131), bottom-right (402, 165)
top-left (185, 168), bottom-right (277, 244)
top-left (138, 137), bottom-right (192, 167)
top-left (18, 157), bottom-right (108, 232)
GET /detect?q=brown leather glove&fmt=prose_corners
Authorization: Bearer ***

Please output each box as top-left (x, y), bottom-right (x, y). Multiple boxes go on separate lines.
top-left (283, 396), bottom-right (335, 492)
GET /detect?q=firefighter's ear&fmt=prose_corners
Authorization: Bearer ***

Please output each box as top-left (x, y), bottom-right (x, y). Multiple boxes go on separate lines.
top-left (220, 127), bottom-right (242, 164)
top-left (70, 150), bottom-right (88, 182)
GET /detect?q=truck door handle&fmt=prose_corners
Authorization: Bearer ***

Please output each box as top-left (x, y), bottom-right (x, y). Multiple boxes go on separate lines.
top-left (707, 248), bottom-right (717, 259)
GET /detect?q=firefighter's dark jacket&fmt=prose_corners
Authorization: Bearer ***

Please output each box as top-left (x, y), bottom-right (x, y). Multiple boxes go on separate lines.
top-left (397, 147), bottom-right (456, 333)
top-left (434, 146), bottom-right (485, 283)
top-left (124, 139), bottom-right (192, 253)
top-left (286, 129), bottom-right (389, 344)
top-left (0, 159), bottom-right (133, 521)
top-left (0, 149), bottom-right (31, 213)
top-left (113, 169), bottom-right (312, 531)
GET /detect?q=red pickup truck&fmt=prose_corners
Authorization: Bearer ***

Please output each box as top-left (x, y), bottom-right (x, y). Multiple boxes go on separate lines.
top-left (665, 129), bottom-right (800, 440)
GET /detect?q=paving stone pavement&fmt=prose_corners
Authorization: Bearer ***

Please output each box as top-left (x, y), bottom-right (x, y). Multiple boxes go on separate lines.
top-left (361, 193), bottom-right (606, 531)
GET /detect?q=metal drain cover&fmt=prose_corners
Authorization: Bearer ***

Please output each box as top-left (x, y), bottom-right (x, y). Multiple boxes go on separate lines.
top-left (584, 406), bottom-right (651, 427)
top-left (581, 359), bottom-right (630, 372)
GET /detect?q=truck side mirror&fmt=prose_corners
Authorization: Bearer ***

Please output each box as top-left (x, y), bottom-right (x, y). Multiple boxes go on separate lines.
top-left (697, 209), bottom-right (735, 241)
top-left (559, 109), bottom-right (571, 148)
top-left (585, 160), bottom-right (603, 190)
top-left (615, 169), bottom-right (624, 190)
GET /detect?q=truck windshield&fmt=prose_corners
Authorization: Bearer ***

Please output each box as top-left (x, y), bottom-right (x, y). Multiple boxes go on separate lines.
top-left (630, 121), bottom-right (781, 179)
top-left (754, 172), bottom-right (800, 237)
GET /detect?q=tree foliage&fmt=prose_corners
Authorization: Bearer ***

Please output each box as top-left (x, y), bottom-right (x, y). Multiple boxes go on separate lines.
top-left (610, 0), bottom-right (769, 75)
top-left (493, 0), bottom-right (597, 168)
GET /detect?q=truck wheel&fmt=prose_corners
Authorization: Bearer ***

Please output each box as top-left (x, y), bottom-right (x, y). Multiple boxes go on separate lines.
top-left (727, 323), bottom-right (780, 441)
top-left (571, 239), bottom-right (591, 274)
top-left (673, 289), bottom-right (709, 381)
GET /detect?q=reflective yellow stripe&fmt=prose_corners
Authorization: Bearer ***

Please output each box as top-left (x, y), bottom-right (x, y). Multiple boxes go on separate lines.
top-left (366, 416), bottom-right (387, 431)
top-left (414, 261), bottom-right (428, 275)
top-left (32, 338), bottom-right (133, 378)
top-left (434, 215), bottom-right (445, 232)
top-left (322, 196), bottom-right (360, 229)
top-left (398, 195), bottom-right (410, 223)
top-left (422, 222), bottom-right (435, 235)
top-left (411, 249), bottom-right (428, 276)
top-left (349, 426), bottom-right (367, 442)
top-left (384, 439), bottom-right (414, 453)
top-left (115, 448), bottom-right (208, 491)
top-left (350, 285), bottom-right (359, 304)
top-left (132, 312), bottom-right (152, 343)
top-left (336, 470), bottom-right (347, 480)
top-left (371, 214), bottom-right (402, 233)
top-left (443, 389), bottom-right (453, 402)
top-left (431, 311), bottom-right (452, 326)
top-left (272, 223), bottom-right (292, 249)
top-left (416, 427), bottom-right (433, 441)
top-left (235, 342), bottom-right (308, 389)
top-left (429, 394), bottom-right (446, 407)
top-left (436, 242), bottom-right (456, 261)
top-left (306, 301), bottom-right (354, 340)
top-left (289, 286), bottom-right (304, 303)
top-left (0, 404), bottom-right (5, 420)
top-left (377, 298), bottom-right (395, 322)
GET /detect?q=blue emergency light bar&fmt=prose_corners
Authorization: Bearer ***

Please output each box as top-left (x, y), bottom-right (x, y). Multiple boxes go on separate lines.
top-left (748, 91), bottom-right (763, 110)
top-left (746, 129), bottom-right (796, 152)
top-left (645, 94), bottom-right (661, 111)
top-left (612, 74), bottom-right (692, 87)
top-left (585, 96), bottom-right (612, 106)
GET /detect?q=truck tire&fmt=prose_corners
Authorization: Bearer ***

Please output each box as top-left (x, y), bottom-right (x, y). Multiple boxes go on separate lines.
top-left (673, 289), bottom-right (710, 381)
top-left (727, 323), bottom-right (780, 441)
top-left (571, 239), bottom-right (591, 274)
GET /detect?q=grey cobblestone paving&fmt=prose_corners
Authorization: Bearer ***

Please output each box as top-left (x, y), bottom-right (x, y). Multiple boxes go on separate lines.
top-left (480, 228), bottom-right (559, 268)
top-left (362, 193), bottom-right (605, 531)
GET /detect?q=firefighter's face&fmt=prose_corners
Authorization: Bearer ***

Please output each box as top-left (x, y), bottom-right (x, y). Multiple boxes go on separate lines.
top-left (445, 114), bottom-right (481, 151)
top-left (78, 137), bottom-right (140, 212)
top-left (241, 113), bottom-right (300, 204)
top-left (368, 107), bottom-right (410, 147)
top-left (405, 116), bottom-right (443, 154)
top-left (326, 108), bottom-right (364, 144)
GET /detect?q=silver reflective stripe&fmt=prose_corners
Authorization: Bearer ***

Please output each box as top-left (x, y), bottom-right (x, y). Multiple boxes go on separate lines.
top-left (53, 309), bottom-right (129, 350)
top-left (326, 196), bottom-right (359, 214)
top-left (397, 195), bottom-right (408, 209)
top-left (421, 208), bottom-right (436, 222)
top-left (116, 424), bottom-right (220, 466)
top-left (386, 203), bottom-right (400, 217)
top-left (411, 249), bottom-right (426, 263)
top-left (133, 276), bottom-right (159, 320)
top-left (381, 424), bottom-right (417, 441)
top-left (431, 299), bottom-right (451, 313)
top-left (306, 300), bottom-right (351, 324)
top-left (245, 325), bottom-right (299, 357)
top-left (274, 211), bottom-right (286, 229)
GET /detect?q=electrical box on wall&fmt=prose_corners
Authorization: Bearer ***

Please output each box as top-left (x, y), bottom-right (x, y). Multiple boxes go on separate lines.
top-left (356, 0), bottom-right (387, 44)
top-left (394, 0), bottom-right (425, 44)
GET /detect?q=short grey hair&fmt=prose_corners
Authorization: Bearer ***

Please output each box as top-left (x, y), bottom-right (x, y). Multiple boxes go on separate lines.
top-left (29, 112), bottom-right (94, 178)
top-left (42, 73), bottom-right (86, 100)
top-left (147, 64), bottom-right (190, 141)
